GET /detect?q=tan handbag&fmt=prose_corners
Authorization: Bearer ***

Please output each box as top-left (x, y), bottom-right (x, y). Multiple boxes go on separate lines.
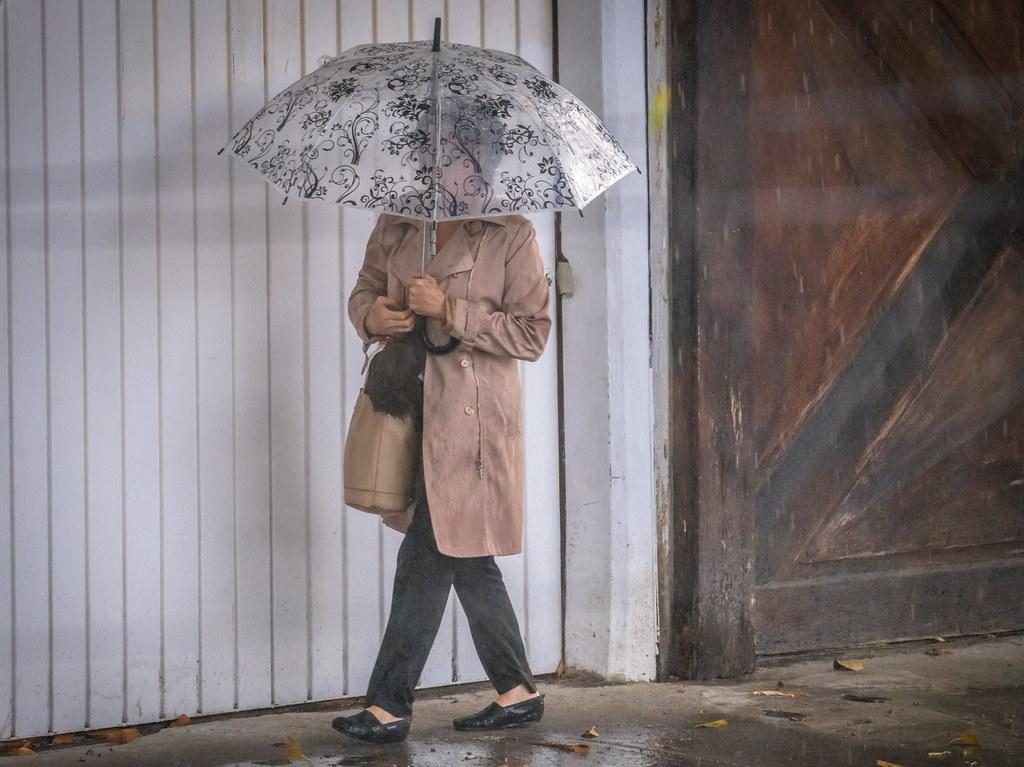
top-left (343, 360), bottom-right (419, 533)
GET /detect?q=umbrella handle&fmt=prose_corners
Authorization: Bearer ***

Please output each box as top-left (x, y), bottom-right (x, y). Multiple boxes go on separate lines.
top-left (417, 315), bottom-right (460, 355)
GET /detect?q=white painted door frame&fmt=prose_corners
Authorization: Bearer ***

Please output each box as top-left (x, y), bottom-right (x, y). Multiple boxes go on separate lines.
top-left (556, 0), bottom-right (660, 681)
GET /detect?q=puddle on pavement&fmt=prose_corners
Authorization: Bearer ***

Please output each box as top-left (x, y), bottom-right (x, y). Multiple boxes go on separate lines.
top-left (221, 737), bottom-right (710, 767)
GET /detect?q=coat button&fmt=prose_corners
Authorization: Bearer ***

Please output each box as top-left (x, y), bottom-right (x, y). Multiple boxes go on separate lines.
top-left (464, 405), bottom-right (475, 415)
top-left (459, 358), bottom-right (470, 368)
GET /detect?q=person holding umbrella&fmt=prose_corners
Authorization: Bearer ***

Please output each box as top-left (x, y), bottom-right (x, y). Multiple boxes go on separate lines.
top-left (331, 207), bottom-right (551, 744)
top-left (218, 17), bottom-right (636, 746)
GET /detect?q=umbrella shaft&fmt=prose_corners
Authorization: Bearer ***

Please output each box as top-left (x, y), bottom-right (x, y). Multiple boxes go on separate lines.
top-left (422, 36), bottom-right (443, 275)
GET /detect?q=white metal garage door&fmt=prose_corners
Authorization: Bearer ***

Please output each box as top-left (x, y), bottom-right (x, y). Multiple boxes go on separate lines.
top-left (0, 0), bottom-right (561, 739)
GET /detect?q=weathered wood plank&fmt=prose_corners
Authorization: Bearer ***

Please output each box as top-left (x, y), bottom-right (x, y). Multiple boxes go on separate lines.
top-left (685, 0), bottom-right (757, 679)
top-left (803, 243), bottom-right (1024, 567)
top-left (755, 559), bottom-right (1024, 654)
top-left (657, 0), bottom-right (698, 680)
top-left (756, 174), bottom-right (1024, 585)
top-left (825, 0), bottom-right (1020, 178)
top-left (749, 0), bottom-right (965, 477)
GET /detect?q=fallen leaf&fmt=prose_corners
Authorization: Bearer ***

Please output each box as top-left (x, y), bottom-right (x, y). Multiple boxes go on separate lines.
top-left (170, 714), bottom-right (191, 727)
top-left (102, 727), bottom-right (142, 745)
top-left (933, 636), bottom-right (947, 642)
top-left (842, 694), bottom-right (890, 703)
top-left (9, 746), bottom-right (34, 756)
top-left (695, 719), bottom-right (729, 728)
top-left (530, 741), bottom-right (590, 755)
top-left (649, 84), bottom-right (670, 138)
top-left (753, 690), bottom-right (810, 698)
top-left (876, 761), bottom-right (906, 767)
top-left (283, 736), bottom-right (313, 763)
top-left (949, 730), bottom-right (980, 747)
top-left (581, 726), bottom-right (599, 738)
top-left (833, 659), bottom-right (865, 672)
top-left (762, 709), bottom-right (806, 722)
top-left (928, 751), bottom-right (952, 758)
top-left (51, 733), bottom-right (75, 745)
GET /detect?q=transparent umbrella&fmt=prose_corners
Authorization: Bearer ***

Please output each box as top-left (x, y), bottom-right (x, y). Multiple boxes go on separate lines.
top-left (218, 18), bottom-right (638, 349)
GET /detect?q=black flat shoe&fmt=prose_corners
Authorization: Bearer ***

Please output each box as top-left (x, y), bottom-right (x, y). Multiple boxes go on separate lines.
top-left (331, 709), bottom-right (411, 743)
top-left (453, 693), bottom-right (545, 731)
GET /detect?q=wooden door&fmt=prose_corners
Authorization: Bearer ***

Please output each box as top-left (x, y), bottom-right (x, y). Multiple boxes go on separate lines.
top-left (749, 0), bottom-right (1024, 653)
top-left (660, 0), bottom-right (1024, 674)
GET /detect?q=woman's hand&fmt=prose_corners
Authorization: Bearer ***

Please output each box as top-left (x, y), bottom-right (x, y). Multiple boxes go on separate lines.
top-left (364, 295), bottom-right (416, 336)
top-left (407, 276), bottom-right (447, 321)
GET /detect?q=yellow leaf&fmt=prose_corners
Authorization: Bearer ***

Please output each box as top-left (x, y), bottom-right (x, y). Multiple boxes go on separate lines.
top-left (10, 746), bottom-right (35, 756)
top-left (695, 719), bottom-right (729, 728)
top-left (949, 730), bottom-right (980, 747)
top-left (51, 733), bottom-right (75, 745)
top-left (833, 659), bottom-right (865, 672)
top-left (102, 727), bottom-right (141, 745)
top-left (170, 714), bottom-right (191, 727)
top-left (582, 726), bottom-right (599, 738)
top-left (530, 741), bottom-right (590, 755)
top-left (752, 690), bottom-right (810, 698)
top-left (649, 85), bottom-right (670, 137)
top-left (928, 752), bottom-right (952, 758)
top-left (283, 736), bottom-right (313, 763)
top-left (876, 760), bottom-right (905, 767)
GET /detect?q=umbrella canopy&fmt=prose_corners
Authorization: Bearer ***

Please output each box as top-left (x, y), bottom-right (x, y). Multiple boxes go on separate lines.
top-left (216, 33), bottom-right (638, 220)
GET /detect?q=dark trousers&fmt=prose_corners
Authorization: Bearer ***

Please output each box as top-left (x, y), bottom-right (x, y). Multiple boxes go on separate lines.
top-left (364, 496), bottom-right (537, 718)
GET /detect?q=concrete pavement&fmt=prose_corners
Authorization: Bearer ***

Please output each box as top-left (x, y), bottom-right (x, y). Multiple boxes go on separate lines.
top-left (3, 634), bottom-right (1021, 766)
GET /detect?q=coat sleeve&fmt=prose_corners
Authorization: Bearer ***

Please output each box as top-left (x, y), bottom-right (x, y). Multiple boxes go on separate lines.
top-left (347, 214), bottom-right (391, 350)
top-left (443, 220), bottom-right (552, 362)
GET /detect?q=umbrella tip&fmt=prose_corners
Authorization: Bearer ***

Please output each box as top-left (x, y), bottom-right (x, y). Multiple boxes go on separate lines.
top-left (432, 17), bottom-right (441, 52)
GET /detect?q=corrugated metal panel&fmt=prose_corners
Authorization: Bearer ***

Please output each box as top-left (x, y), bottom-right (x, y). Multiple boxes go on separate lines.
top-left (0, 0), bottom-right (560, 739)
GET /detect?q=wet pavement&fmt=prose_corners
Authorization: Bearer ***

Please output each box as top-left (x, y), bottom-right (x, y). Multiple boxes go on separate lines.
top-left (3, 634), bottom-right (1022, 766)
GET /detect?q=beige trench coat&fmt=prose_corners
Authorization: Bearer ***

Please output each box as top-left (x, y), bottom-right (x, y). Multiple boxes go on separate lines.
top-left (348, 212), bottom-right (552, 557)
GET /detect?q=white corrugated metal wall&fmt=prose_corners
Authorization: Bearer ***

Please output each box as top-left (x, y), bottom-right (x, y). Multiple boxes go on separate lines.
top-left (0, 0), bottom-right (561, 739)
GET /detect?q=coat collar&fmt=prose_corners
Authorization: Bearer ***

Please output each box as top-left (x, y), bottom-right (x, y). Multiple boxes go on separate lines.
top-left (392, 215), bottom-right (511, 232)
top-left (389, 215), bottom-right (510, 280)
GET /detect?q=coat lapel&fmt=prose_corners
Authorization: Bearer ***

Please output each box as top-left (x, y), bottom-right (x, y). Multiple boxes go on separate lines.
top-left (389, 216), bottom-right (509, 284)
top-left (426, 224), bottom-right (476, 279)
